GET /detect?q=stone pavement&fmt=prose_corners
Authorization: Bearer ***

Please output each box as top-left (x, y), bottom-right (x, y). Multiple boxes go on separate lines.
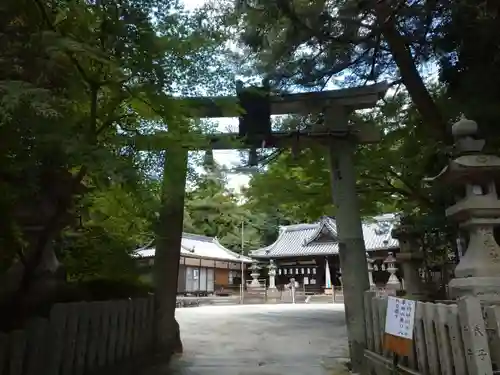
top-left (146, 304), bottom-right (350, 375)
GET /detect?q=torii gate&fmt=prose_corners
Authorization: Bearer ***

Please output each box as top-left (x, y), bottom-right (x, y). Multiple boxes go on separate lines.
top-left (136, 82), bottom-right (388, 370)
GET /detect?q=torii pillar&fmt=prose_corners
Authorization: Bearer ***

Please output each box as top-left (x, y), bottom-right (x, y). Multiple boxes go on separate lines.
top-left (326, 106), bottom-right (370, 371)
top-left (153, 143), bottom-right (188, 354)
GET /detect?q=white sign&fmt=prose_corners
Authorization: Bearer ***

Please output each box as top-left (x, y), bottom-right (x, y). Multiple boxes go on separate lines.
top-left (384, 297), bottom-right (416, 339)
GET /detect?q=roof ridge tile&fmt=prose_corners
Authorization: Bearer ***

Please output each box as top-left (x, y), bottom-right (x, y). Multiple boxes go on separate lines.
top-left (250, 214), bottom-right (400, 259)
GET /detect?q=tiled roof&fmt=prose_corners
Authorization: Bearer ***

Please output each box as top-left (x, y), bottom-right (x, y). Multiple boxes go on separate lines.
top-left (134, 233), bottom-right (253, 263)
top-left (250, 214), bottom-right (399, 258)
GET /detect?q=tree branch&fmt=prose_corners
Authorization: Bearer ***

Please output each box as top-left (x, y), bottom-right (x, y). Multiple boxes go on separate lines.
top-left (374, 0), bottom-right (449, 141)
top-left (359, 174), bottom-right (412, 198)
top-left (33, 0), bottom-right (94, 87)
top-left (386, 168), bottom-right (433, 206)
top-left (89, 84), bottom-right (99, 142)
top-left (275, 0), bottom-right (379, 46)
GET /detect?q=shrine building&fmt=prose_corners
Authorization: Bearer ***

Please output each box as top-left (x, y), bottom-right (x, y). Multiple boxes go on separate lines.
top-left (249, 214), bottom-right (400, 293)
top-left (135, 233), bottom-right (253, 295)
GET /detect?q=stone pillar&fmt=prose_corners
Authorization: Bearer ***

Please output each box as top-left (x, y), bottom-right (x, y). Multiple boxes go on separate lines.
top-left (384, 252), bottom-right (401, 293)
top-left (266, 260), bottom-right (280, 301)
top-left (326, 106), bottom-right (369, 371)
top-left (392, 225), bottom-right (427, 300)
top-left (429, 118), bottom-right (500, 303)
top-left (366, 253), bottom-right (375, 289)
top-left (249, 260), bottom-right (261, 287)
top-left (290, 277), bottom-right (296, 304)
top-left (268, 259), bottom-right (277, 290)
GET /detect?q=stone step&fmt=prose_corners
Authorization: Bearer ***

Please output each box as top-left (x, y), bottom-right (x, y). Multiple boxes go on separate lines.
top-left (306, 295), bottom-right (344, 304)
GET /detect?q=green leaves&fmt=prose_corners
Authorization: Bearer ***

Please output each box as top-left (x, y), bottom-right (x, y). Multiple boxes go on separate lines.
top-left (245, 147), bottom-right (333, 222)
top-left (243, 88), bottom-right (450, 224)
top-left (0, 81), bottom-right (59, 122)
top-left (0, 0), bottom-right (241, 280)
top-left (53, 7), bottom-right (68, 26)
top-left (184, 165), bottom-right (265, 253)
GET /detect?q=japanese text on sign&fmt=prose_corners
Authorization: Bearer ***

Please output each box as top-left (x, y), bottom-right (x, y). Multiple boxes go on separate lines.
top-left (384, 297), bottom-right (416, 339)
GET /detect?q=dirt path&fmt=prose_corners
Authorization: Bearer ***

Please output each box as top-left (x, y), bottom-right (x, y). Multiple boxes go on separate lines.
top-left (150, 304), bottom-right (350, 375)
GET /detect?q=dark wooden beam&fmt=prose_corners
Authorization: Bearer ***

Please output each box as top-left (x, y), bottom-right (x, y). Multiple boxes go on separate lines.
top-left (130, 122), bottom-right (380, 151)
top-left (179, 82), bottom-right (388, 118)
top-left (128, 83), bottom-right (387, 151)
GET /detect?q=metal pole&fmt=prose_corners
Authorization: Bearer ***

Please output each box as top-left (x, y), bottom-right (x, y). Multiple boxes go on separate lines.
top-left (240, 221), bottom-right (245, 304)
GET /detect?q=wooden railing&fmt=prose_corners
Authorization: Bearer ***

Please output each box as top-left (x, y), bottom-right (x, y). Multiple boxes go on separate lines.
top-left (363, 290), bottom-right (500, 375)
top-left (0, 296), bottom-right (155, 375)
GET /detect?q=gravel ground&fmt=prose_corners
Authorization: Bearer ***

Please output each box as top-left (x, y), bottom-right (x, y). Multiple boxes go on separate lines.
top-left (147, 303), bottom-right (350, 375)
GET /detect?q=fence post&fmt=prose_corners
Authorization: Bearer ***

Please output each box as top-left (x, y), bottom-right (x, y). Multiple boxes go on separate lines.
top-left (414, 302), bottom-right (429, 375)
top-left (97, 302), bottom-right (111, 367)
top-left (24, 318), bottom-right (48, 375)
top-left (370, 296), bottom-right (381, 354)
top-left (485, 305), bottom-right (500, 371)
top-left (123, 300), bottom-right (134, 358)
top-left (73, 302), bottom-right (90, 375)
top-left (435, 304), bottom-right (454, 375)
top-left (132, 299), bottom-right (143, 355)
top-left (363, 291), bottom-right (375, 351)
top-left (45, 304), bottom-right (69, 375)
top-left (115, 300), bottom-right (128, 360)
top-left (448, 305), bottom-right (467, 375)
top-left (107, 301), bottom-right (120, 366)
top-left (86, 301), bottom-right (103, 372)
top-left (458, 296), bottom-right (493, 375)
top-left (9, 330), bottom-right (26, 375)
top-left (61, 302), bottom-right (80, 375)
top-left (377, 298), bottom-right (388, 356)
top-left (0, 333), bottom-right (6, 375)
top-left (423, 303), bottom-right (440, 375)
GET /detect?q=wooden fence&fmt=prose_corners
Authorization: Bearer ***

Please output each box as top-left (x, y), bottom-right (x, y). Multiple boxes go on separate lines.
top-left (0, 296), bottom-right (155, 375)
top-left (363, 291), bottom-right (500, 375)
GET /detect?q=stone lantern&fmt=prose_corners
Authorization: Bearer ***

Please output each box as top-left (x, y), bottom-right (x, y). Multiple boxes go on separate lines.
top-left (366, 252), bottom-right (375, 289)
top-left (384, 252), bottom-right (401, 292)
top-left (428, 118), bottom-right (500, 303)
top-left (268, 259), bottom-right (277, 291)
top-left (249, 260), bottom-right (261, 287)
top-left (392, 224), bottom-right (427, 300)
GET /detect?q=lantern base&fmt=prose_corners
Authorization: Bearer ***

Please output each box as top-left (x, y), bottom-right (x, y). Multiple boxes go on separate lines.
top-left (267, 288), bottom-right (280, 301)
top-left (250, 279), bottom-right (261, 287)
top-left (449, 276), bottom-right (500, 304)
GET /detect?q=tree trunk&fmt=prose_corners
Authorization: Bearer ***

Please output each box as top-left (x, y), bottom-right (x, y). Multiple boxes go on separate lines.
top-left (0, 237), bottom-right (65, 330)
top-left (0, 169), bottom-right (84, 330)
top-left (374, 0), bottom-right (449, 142)
top-left (153, 146), bottom-right (188, 355)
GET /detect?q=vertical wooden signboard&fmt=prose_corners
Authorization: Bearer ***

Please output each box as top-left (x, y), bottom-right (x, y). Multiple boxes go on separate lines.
top-left (384, 297), bottom-right (416, 357)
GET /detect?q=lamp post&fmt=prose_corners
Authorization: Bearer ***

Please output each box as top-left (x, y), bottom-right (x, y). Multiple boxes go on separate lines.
top-left (240, 220), bottom-right (245, 304)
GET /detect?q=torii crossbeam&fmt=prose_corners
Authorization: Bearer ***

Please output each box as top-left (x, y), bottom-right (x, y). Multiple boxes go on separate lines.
top-left (131, 82), bottom-right (387, 151)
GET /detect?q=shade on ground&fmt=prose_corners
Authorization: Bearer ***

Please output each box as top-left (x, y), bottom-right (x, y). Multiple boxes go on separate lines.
top-left (149, 304), bottom-right (350, 375)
